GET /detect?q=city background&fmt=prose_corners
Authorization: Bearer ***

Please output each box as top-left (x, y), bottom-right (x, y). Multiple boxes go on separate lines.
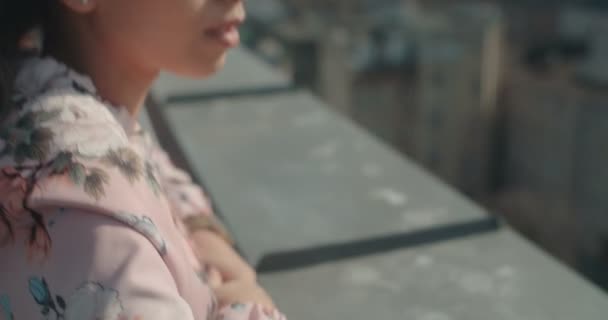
top-left (236, 0), bottom-right (608, 290)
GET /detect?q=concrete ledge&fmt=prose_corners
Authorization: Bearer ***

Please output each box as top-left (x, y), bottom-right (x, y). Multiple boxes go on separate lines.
top-left (260, 228), bottom-right (608, 320)
top-left (148, 48), bottom-right (608, 320)
top-left (161, 90), bottom-right (497, 265)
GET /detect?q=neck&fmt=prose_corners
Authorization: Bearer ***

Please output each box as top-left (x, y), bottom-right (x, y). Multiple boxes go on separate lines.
top-left (76, 49), bottom-right (159, 117)
top-left (45, 23), bottom-right (159, 118)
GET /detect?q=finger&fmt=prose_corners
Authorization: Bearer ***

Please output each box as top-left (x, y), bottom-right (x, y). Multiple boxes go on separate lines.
top-left (215, 257), bottom-right (255, 283)
top-left (214, 281), bottom-right (275, 310)
top-left (205, 244), bottom-right (255, 282)
top-left (207, 266), bottom-right (223, 289)
top-left (191, 231), bottom-right (256, 282)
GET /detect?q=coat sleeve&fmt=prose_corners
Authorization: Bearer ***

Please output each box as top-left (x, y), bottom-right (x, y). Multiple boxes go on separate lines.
top-left (36, 207), bottom-right (198, 320)
top-left (148, 142), bottom-right (214, 220)
top-left (148, 141), bottom-right (232, 243)
top-left (32, 207), bottom-right (286, 320)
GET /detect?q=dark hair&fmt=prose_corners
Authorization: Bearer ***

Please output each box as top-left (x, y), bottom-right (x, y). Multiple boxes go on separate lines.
top-left (0, 0), bottom-right (48, 116)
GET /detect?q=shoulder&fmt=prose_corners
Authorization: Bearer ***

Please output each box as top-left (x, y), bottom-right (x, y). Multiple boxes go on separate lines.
top-left (0, 56), bottom-right (168, 260)
top-left (1, 89), bottom-right (129, 167)
top-left (2, 56), bottom-right (135, 164)
top-left (0, 207), bottom-right (197, 320)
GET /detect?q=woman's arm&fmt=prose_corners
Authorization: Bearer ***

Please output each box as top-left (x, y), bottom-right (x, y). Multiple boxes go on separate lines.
top-left (27, 207), bottom-right (285, 320)
top-left (148, 141), bottom-right (257, 283)
top-left (30, 208), bottom-right (199, 320)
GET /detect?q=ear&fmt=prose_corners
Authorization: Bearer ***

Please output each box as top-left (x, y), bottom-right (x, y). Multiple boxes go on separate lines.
top-left (59, 0), bottom-right (97, 14)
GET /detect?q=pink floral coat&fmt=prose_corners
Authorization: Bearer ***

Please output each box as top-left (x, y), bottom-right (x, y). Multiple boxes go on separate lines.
top-left (0, 57), bottom-right (286, 320)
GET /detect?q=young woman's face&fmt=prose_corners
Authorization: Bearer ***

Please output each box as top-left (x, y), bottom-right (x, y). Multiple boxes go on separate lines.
top-left (89, 0), bottom-right (245, 77)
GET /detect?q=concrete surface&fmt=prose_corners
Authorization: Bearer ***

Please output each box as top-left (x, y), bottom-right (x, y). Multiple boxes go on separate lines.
top-left (150, 45), bottom-right (608, 320)
top-left (260, 229), bottom-right (608, 320)
top-left (164, 91), bottom-right (497, 266)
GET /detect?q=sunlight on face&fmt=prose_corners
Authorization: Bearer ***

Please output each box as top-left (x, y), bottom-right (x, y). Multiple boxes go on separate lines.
top-left (94, 0), bottom-right (246, 78)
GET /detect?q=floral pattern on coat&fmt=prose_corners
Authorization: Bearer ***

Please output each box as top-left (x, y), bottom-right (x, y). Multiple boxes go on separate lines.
top-left (110, 212), bottom-right (167, 256)
top-left (28, 277), bottom-right (141, 320)
top-left (0, 294), bottom-right (14, 320)
top-left (63, 282), bottom-right (125, 320)
top-left (0, 58), bottom-right (164, 260)
top-left (0, 55), bottom-right (287, 320)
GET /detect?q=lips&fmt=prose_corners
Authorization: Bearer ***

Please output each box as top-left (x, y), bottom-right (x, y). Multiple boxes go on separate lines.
top-left (204, 18), bottom-right (245, 48)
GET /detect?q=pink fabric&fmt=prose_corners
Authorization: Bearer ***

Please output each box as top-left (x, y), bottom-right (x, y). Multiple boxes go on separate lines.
top-left (149, 143), bottom-right (215, 219)
top-left (0, 57), bottom-right (286, 320)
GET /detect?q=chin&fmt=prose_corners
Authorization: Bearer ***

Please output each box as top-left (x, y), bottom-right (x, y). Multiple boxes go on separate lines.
top-left (170, 53), bottom-right (228, 79)
top-left (206, 54), bottom-right (228, 74)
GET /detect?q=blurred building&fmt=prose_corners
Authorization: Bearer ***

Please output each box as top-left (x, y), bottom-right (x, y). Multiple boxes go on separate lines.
top-left (496, 68), bottom-right (580, 264)
top-left (565, 9), bottom-right (608, 284)
top-left (243, 0), bottom-right (608, 288)
top-left (495, 6), bottom-right (608, 273)
top-left (504, 76), bottom-right (578, 198)
top-left (316, 3), bottom-right (506, 198)
top-left (559, 5), bottom-right (608, 40)
top-left (316, 6), bottom-right (420, 151)
top-left (413, 4), bottom-right (504, 197)
top-left (575, 89), bottom-right (608, 263)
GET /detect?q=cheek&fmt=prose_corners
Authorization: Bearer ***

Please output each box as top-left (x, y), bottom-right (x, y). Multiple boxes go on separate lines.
top-left (148, 25), bottom-right (231, 77)
top-left (96, 1), bottom-right (190, 58)
top-left (96, 0), bottom-right (228, 77)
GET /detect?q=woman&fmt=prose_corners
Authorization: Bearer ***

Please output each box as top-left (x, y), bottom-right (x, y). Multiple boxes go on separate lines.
top-left (0, 0), bottom-right (285, 319)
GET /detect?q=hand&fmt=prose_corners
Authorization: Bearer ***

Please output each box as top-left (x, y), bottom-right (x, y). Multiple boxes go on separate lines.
top-left (214, 280), bottom-right (276, 310)
top-left (204, 265), bottom-right (223, 289)
top-left (190, 230), bottom-right (257, 284)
